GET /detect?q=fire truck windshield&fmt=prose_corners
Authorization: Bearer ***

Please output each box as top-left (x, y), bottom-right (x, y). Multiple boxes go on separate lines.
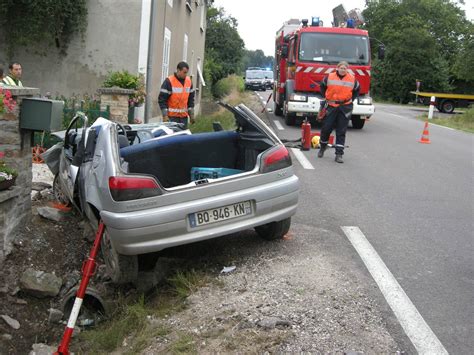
top-left (298, 33), bottom-right (369, 65)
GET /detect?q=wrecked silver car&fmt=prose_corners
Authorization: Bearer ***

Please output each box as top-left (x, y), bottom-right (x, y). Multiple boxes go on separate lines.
top-left (44, 104), bottom-right (299, 283)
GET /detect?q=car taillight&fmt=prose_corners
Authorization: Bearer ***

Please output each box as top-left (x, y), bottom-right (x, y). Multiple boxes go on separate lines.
top-left (260, 145), bottom-right (292, 173)
top-left (109, 176), bottom-right (161, 201)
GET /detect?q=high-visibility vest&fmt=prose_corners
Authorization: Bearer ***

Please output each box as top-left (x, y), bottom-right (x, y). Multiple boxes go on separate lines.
top-left (2, 75), bottom-right (23, 87)
top-left (325, 71), bottom-right (355, 107)
top-left (167, 75), bottom-right (192, 118)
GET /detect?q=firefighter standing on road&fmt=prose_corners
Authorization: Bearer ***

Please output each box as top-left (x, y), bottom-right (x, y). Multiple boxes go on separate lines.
top-left (318, 61), bottom-right (359, 163)
top-left (158, 61), bottom-right (195, 129)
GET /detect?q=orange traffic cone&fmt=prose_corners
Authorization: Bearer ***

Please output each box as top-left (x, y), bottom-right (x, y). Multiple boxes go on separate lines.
top-left (419, 121), bottom-right (431, 144)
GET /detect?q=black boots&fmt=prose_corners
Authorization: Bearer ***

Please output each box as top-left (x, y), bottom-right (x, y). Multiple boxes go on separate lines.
top-left (335, 154), bottom-right (344, 163)
top-left (317, 146), bottom-right (326, 158)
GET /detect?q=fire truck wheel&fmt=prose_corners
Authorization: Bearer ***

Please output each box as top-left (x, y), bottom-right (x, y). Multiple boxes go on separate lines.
top-left (255, 217), bottom-right (291, 241)
top-left (440, 100), bottom-right (455, 114)
top-left (351, 115), bottom-right (365, 129)
top-left (274, 104), bottom-right (283, 116)
top-left (285, 112), bottom-right (296, 126)
top-left (101, 228), bottom-right (138, 284)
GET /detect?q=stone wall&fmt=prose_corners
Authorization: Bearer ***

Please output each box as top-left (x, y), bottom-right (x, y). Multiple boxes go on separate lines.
top-left (0, 87), bottom-right (40, 263)
top-left (98, 87), bottom-right (135, 124)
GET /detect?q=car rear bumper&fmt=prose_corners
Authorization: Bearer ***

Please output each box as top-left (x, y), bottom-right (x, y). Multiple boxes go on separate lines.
top-left (100, 175), bottom-right (299, 255)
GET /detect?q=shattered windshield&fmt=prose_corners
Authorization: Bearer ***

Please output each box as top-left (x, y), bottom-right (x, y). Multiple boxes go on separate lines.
top-left (298, 32), bottom-right (369, 65)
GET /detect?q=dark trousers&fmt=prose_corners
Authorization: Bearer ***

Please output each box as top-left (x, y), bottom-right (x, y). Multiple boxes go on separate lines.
top-left (169, 116), bottom-right (188, 129)
top-left (320, 104), bottom-right (353, 155)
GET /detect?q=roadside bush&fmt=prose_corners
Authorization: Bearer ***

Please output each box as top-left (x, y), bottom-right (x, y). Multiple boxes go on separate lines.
top-left (211, 74), bottom-right (244, 99)
top-left (102, 70), bottom-right (146, 107)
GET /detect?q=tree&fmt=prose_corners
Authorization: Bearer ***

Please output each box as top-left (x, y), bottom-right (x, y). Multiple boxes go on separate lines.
top-left (0, 0), bottom-right (88, 57)
top-left (241, 50), bottom-right (274, 71)
top-left (363, 0), bottom-right (472, 101)
top-left (204, 6), bottom-right (245, 86)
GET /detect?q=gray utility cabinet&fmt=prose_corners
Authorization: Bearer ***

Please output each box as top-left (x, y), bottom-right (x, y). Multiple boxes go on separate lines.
top-left (20, 98), bottom-right (64, 131)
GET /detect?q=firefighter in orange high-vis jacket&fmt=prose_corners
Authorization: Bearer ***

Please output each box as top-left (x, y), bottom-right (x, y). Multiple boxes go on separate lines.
top-left (158, 61), bottom-right (195, 129)
top-left (318, 61), bottom-right (359, 163)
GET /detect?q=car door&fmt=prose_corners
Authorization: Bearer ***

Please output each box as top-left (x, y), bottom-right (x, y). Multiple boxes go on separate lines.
top-left (58, 113), bottom-right (88, 205)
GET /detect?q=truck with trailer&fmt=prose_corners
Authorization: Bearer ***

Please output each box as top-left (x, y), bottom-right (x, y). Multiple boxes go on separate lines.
top-left (273, 6), bottom-right (383, 129)
top-left (411, 91), bottom-right (474, 113)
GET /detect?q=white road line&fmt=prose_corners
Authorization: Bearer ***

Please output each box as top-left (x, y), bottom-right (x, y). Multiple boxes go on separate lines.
top-left (341, 226), bottom-right (448, 355)
top-left (384, 111), bottom-right (457, 131)
top-left (290, 148), bottom-right (315, 170)
top-left (428, 122), bottom-right (456, 131)
top-left (273, 120), bottom-right (284, 130)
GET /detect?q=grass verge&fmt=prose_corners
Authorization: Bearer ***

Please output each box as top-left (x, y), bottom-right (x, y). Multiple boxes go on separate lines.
top-left (419, 108), bottom-right (474, 133)
top-left (76, 268), bottom-right (211, 354)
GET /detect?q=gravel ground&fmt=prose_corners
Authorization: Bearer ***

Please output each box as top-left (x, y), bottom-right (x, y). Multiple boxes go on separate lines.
top-left (141, 223), bottom-right (402, 354)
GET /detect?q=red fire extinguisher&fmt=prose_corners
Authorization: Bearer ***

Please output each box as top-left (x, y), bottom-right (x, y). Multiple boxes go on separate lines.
top-left (301, 118), bottom-right (311, 151)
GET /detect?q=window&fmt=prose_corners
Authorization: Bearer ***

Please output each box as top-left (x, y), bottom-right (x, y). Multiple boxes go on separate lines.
top-left (196, 58), bottom-right (206, 87)
top-left (183, 34), bottom-right (188, 62)
top-left (167, 0), bottom-right (173, 7)
top-left (162, 28), bottom-right (171, 84)
top-left (200, 2), bottom-right (206, 31)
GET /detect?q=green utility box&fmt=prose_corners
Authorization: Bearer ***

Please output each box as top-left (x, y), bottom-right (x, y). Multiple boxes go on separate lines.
top-left (20, 98), bottom-right (64, 131)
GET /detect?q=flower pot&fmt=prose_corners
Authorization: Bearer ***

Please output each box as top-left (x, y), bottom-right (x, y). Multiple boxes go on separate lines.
top-left (0, 176), bottom-right (17, 191)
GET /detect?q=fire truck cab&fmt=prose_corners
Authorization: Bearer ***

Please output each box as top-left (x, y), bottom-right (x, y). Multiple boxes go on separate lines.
top-left (274, 14), bottom-right (377, 129)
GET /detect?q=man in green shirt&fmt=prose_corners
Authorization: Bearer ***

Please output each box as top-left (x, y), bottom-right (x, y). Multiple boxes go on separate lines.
top-left (2, 62), bottom-right (23, 87)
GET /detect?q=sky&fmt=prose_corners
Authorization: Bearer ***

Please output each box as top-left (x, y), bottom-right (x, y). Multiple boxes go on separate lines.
top-left (212, 0), bottom-right (474, 56)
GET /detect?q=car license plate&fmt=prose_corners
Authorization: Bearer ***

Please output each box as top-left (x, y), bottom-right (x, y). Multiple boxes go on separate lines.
top-left (189, 201), bottom-right (252, 228)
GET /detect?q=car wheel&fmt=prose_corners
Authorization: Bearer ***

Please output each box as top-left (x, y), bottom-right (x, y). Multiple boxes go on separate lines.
top-left (351, 115), bottom-right (365, 129)
top-left (53, 174), bottom-right (70, 206)
top-left (255, 217), bottom-right (291, 241)
top-left (101, 228), bottom-right (138, 284)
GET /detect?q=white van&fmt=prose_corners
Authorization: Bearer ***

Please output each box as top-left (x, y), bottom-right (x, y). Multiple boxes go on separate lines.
top-left (244, 69), bottom-right (266, 91)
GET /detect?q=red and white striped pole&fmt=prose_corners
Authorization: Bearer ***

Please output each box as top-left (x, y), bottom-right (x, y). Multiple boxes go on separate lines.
top-left (261, 92), bottom-right (273, 113)
top-left (428, 96), bottom-right (436, 120)
top-left (55, 222), bottom-right (105, 355)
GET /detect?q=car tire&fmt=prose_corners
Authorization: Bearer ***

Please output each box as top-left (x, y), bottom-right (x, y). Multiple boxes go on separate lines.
top-left (53, 174), bottom-right (70, 206)
top-left (101, 228), bottom-right (138, 284)
top-left (351, 115), bottom-right (365, 129)
top-left (255, 217), bottom-right (291, 241)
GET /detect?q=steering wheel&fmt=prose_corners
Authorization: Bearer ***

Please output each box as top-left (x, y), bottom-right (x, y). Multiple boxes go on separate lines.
top-left (116, 122), bottom-right (127, 136)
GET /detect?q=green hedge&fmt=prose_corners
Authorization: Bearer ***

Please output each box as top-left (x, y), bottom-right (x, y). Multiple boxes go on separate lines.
top-left (211, 75), bottom-right (244, 98)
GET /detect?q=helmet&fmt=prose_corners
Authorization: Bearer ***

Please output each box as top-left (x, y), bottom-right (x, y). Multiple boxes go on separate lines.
top-left (311, 135), bottom-right (320, 149)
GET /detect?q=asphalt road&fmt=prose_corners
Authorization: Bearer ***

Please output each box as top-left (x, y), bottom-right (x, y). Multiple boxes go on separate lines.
top-left (256, 90), bottom-right (473, 354)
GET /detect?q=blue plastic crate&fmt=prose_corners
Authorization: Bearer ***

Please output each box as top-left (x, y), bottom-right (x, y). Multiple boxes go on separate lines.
top-left (191, 167), bottom-right (243, 181)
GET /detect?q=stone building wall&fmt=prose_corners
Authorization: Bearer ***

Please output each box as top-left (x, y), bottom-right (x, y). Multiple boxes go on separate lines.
top-left (0, 87), bottom-right (39, 263)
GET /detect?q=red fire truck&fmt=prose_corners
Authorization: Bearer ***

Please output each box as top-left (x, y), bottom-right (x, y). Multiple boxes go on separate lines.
top-left (273, 11), bottom-right (383, 129)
